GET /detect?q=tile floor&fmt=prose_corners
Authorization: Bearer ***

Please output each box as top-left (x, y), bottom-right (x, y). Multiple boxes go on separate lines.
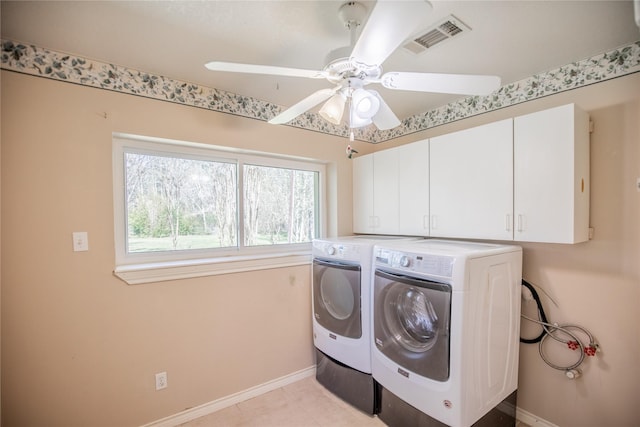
top-left (179, 376), bottom-right (384, 427)
top-left (179, 376), bottom-right (530, 427)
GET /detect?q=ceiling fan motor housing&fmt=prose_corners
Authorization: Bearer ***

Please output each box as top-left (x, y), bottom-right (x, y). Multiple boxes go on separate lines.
top-left (324, 1), bottom-right (380, 84)
top-left (338, 1), bottom-right (367, 30)
top-left (324, 58), bottom-right (382, 85)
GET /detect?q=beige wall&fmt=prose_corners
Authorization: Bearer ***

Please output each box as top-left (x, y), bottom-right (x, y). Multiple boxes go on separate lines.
top-left (2, 69), bottom-right (639, 427)
top-left (0, 71), bottom-right (360, 426)
top-left (0, 66), bottom-right (3, 425)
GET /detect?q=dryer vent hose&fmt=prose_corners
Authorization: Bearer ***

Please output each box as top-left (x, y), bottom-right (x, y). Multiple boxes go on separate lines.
top-left (520, 280), bottom-right (599, 378)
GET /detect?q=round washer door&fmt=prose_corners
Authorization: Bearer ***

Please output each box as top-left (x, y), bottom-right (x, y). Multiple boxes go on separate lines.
top-left (313, 259), bottom-right (362, 338)
top-left (374, 269), bottom-right (451, 381)
top-left (389, 286), bottom-right (440, 353)
top-left (320, 268), bottom-right (355, 320)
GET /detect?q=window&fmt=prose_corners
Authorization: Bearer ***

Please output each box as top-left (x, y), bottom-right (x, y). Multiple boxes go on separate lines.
top-left (243, 164), bottom-right (318, 247)
top-left (125, 151), bottom-right (238, 253)
top-left (113, 134), bottom-right (324, 283)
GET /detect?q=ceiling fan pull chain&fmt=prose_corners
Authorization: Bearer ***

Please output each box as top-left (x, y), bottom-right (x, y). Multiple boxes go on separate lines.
top-left (347, 95), bottom-right (355, 142)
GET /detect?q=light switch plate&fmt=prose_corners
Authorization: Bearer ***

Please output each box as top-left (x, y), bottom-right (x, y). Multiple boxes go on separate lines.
top-left (72, 232), bottom-right (89, 251)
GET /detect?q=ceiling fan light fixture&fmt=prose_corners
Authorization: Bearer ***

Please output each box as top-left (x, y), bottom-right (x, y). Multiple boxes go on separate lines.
top-left (349, 105), bottom-right (373, 128)
top-left (352, 88), bottom-right (380, 119)
top-left (319, 93), bottom-right (346, 125)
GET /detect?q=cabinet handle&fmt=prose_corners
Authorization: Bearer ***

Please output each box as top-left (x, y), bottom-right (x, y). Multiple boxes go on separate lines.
top-left (505, 214), bottom-right (511, 232)
top-left (517, 214), bottom-right (524, 232)
top-left (431, 215), bottom-right (437, 230)
top-left (423, 215), bottom-right (429, 230)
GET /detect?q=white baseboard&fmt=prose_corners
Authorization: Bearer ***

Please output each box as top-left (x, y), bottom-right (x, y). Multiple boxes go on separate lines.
top-left (141, 366), bottom-right (554, 427)
top-left (516, 407), bottom-right (560, 427)
top-left (141, 365), bottom-right (316, 427)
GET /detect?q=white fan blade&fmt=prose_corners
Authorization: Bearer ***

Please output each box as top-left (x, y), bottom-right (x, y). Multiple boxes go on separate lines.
top-left (350, 0), bottom-right (433, 69)
top-left (268, 88), bottom-right (337, 124)
top-left (381, 72), bottom-right (501, 96)
top-left (205, 61), bottom-right (326, 79)
top-left (369, 91), bottom-right (401, 130)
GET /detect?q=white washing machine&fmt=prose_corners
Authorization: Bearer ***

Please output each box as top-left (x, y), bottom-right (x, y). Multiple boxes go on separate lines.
top-left (372, 239), bottom-right (522, 427)
top-left (312, 235), bottom-right (417, 414)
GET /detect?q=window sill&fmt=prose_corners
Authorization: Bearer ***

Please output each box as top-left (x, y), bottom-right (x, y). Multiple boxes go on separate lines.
top-left (113, 251), bottom-right (312, 285)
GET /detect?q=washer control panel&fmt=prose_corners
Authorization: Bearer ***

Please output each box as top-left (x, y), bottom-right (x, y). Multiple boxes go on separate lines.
top-left (312, 240), bottom-right (361, 261)
top-left (374, 248), bottom-right (454, 278)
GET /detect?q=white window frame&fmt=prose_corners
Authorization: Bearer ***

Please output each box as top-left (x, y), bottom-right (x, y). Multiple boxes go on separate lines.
top-left (112, 133), bottom-right (325, 284)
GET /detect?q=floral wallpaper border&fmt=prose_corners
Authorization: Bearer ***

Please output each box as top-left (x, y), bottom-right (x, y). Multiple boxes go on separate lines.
top-left (2, 38), bottom-right (639, 143)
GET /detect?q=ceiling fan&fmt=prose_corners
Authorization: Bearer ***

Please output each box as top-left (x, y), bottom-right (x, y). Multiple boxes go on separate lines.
top-left (205, 0), bottom-right (500, 132)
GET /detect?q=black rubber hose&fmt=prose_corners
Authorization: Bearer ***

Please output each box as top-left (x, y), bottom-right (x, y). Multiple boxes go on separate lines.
top-left (520, 279), bottom-right (549, 344)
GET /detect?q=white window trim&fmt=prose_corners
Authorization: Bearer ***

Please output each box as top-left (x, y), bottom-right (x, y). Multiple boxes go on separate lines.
top-left (112, 133), bottom-right (325, 285)
top-left (113, 252), bottom-right (312, 285)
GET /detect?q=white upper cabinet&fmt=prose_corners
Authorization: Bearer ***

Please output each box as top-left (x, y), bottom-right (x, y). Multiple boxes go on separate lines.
top-left (372, 148), bottom-right (400, 234)
top-left (352, 140), bottom-right (430, 235)
top-left (353, 154), bottom-right (375, 234)
top-left (352, 148), bottom-right (400, 234)
top-left (397, 139), bottom-right (430, 236)
top-left (513, 103), bottom-right (590, 243)
top-left (351, 103), bottom-right (589, 244)
top-left (430, 119), bottom-right (514, 240)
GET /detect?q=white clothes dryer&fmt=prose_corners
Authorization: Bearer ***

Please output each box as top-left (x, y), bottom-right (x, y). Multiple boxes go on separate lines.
top-left (372, 239), bottom-right (522, 427)
top-left (312, 235), bottom-right (417, 414)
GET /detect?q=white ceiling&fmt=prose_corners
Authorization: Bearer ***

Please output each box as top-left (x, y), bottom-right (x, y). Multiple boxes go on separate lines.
top-left (2, 1), bottom-right (638, 120)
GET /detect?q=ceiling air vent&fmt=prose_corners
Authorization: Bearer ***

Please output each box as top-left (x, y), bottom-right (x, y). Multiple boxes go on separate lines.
top-left (403, 15), bottom-right (470, 54)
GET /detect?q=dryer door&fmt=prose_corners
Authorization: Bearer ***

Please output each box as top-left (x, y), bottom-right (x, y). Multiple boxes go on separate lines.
top-left (313, 259), bottom-right (362, 338)
top-left (374, 269), bottom-right (451, 381)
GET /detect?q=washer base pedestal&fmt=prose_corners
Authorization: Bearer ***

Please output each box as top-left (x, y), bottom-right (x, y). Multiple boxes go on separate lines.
top-left (315, 348), bottom-right (376, 415)
top-left (378, 385), bottom-right (517, 427)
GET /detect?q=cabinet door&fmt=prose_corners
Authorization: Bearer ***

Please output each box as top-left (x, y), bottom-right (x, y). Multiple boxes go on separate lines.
top-left (397, 139), bottom-right (430, 236)
top-left (514, 103), bottom-right (590, 243)
top-left (373, 148), bottom-right (399, 234)
top-left (353, 154), bottom-right (374, 233)
top-left (430, 119), bottom-right (514, 240)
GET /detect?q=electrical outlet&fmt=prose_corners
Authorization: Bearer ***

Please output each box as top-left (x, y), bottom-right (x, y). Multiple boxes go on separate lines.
top-left (72, 231), bottom-right (89, 252)
top-left (155, 372), bottom-right (167, 390)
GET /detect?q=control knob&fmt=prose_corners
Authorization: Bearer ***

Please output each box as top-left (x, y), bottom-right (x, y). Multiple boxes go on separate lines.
top-left (327, 245), bottom-right (337, 256)
top-left (399, 255), bottom-right (411, 268)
